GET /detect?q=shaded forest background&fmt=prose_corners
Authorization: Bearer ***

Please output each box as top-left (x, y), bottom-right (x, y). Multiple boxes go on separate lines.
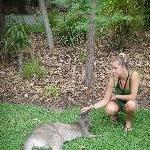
top-left (0, 0), bottom-right (149, 109)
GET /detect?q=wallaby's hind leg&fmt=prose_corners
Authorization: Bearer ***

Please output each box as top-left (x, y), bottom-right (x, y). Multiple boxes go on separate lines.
top-left (49, 134), bottom-right (63, 150)
top-left (51, 146), bottom-right (62, 150)
top-left (24, 136), bottom-right (50, 150)
top-left (24, 138), bottom-right (34, 150)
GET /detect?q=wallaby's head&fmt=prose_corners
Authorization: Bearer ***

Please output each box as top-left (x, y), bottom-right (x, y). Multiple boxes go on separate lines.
top-left (79, 109), bottom-right (91, 130)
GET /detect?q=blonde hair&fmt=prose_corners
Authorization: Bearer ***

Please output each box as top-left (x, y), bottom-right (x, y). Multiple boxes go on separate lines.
top-left (116, 53), bottom-right (129, 69)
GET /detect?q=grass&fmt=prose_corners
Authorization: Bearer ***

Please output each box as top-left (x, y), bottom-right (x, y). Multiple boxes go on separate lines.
top-left (0, 102), bottom-right (150, 150)
top-left (29, 24), bottom-right (45, 33)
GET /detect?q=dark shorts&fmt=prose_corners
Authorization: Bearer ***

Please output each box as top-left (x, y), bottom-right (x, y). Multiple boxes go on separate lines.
top-left (116, 99), bottom-right (127, 111)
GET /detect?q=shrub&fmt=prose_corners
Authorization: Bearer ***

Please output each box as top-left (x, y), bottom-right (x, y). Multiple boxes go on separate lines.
top-left (97, 0), bottom-right (144, 51)
top-left (78, 51), bottom-right (87, 63)
top-left (28, 24), bottom-right (45, 33)
top-left (3, 20), bottom-right (31, 55)
top-left (52, 1), bottom-right (89, 46)
top-left (44, 84), bottom-right (60, 99)
top-left (23, 59), bottom-right (47, 79)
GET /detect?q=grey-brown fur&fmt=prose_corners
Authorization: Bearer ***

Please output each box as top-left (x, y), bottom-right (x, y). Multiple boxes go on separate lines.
top-left (24, 109), bottom-right (95, 150)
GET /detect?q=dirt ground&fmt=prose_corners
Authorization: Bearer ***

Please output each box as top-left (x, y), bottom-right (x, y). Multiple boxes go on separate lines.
top-left (0, 33), bottom-right (150, 109)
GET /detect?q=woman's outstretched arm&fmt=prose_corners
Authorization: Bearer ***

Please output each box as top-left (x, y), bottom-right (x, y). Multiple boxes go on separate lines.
top-left (81, 77), bottom-right (114, 112)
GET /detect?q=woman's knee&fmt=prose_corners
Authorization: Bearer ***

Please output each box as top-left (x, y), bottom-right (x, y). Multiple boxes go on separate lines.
top-left (125, 100), bottom-right (137, 113)
top-left (105, 101), bottom-right (119, 115)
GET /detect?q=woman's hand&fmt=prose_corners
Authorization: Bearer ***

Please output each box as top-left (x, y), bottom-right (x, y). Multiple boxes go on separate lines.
top-left (81, 104), bottom-right (93, 113)
top-left (110, 94), bottom-right (116, 101)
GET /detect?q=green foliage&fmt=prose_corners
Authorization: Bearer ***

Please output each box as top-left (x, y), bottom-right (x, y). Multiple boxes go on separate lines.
top-left (95, 0), bottom-right (145, 51)
top-left (48, 10), bottom-right (60, 28)
top-left (28, 24), bottom-right (45, 33)
top-left (23, 59), bottom-right (47, 79)
top-left (3, 0), bottom-right (146, 50)
top-left (99, 0), bottom-right (145, 31)
top-left (3, 20), bottom-right (30, 55)
top-left (44, 84), bottom-right (60, 99)
top-left (78, 51), bottom-right (87, 63)
top-left (26, 10), bottom-right (59, 33)
top-left (19, 0), bottom-right (146, 49)
top-left (1, 103), bottom-right (150, 150)
top-left (136, 0), bottom-right (150, 28)
top-left (49, 0), bottom-right (145, 48)
top-left (52, 1), bottom-right (89, 46)
top-left (51, 0), bottom-right (72, 9)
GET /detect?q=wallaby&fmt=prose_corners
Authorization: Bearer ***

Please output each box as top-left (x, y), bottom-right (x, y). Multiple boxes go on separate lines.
top-left (24, 109), bottom-right (96, 150)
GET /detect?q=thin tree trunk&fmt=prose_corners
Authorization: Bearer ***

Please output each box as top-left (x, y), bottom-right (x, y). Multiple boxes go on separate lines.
top-left (85, 1), bottom-right (96, 88)
top-left (0, 0), bottom-right (5, 53)
top-left (18, 0), bottom-right (26, 14)
top-left (39, 0), bottom-right (54, 49)
top-left (85, 0), bottom-right (96, 101)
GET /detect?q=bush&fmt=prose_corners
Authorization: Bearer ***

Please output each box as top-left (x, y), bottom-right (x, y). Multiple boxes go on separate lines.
top-left (97, 0), bottom-right (144, 51)
top-left (3, 20), bottom-right (31, 55)
top-left (52, 1), bottom-right (89, 46)
top-left (28, 24), bottom-right (45, 33)
top-left (44, 84), bottom-right (60, 99)
top-left (23, 59), bottom-right (47, 79)
top-left (78, 51), bottom-right (87, 63)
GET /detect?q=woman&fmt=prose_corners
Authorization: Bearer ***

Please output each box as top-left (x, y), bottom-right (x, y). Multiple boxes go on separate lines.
top-left (81, 53), bottom-right (140, 132)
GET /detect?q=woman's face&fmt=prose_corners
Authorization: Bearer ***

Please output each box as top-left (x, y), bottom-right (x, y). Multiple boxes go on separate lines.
top-left (112, 61), bottom-right (124, 77)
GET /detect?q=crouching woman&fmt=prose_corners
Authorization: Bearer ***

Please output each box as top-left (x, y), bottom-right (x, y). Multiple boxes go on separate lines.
top-left (81, 53), bottom-right (140, 132)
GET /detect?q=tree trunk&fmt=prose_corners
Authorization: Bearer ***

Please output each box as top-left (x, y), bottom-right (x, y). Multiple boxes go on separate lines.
top-left (39, 0), bottom-right (54, 49)
top-left (85, 1), bottom-right (96, 88)
top-left (18, 0), bottom-right (26, 14)
top-left (0, 0), bottom-right (5, 52)
top-left (85, 1), bottom-right (96, 101)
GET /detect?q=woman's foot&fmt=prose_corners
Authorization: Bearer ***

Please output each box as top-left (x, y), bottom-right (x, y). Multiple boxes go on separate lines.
top-left (110, 114), bottom-right (118, 123)
top-left (123, 121), bottom-right (132, 132)
top-left (124, 126), bottom-right (132, 132)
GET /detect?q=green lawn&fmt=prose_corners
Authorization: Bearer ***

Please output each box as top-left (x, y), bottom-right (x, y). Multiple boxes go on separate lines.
top-left (0, 102), bottom-right (150, 150)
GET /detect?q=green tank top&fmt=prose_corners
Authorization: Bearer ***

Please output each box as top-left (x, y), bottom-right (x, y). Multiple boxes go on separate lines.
top-left (113, 72), bottom-right (131, 95)
top-left (113, 72), bottom-right (134, 111)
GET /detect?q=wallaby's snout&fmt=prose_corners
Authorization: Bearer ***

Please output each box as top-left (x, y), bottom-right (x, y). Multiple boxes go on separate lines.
top-left (79, 108), bottom-right (91, 131)
top-left (80, 107), bottom-right (91, 121)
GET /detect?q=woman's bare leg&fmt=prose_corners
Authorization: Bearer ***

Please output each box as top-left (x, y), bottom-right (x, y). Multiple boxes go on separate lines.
top-left (124, 100), bottom-right (137, 131)
top-left (105, 101), bottom-right (120, 122)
